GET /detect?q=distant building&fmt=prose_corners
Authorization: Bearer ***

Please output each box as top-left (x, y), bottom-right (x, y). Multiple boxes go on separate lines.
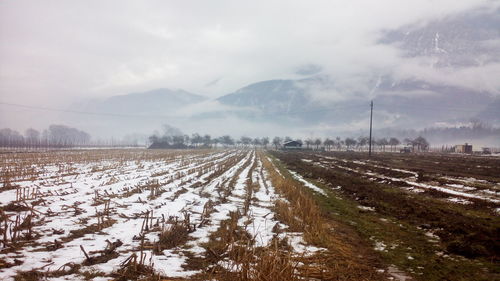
top-left (481, 147), bottom-right (491, 154)
top-left (454, 143), bottom-right (472, 153)
top-left (400, 147), bottom-right (413, 153)
top-left (148, 142), bottom-right (189, 149)
top-left (283, 140), bottom-right (302, 150)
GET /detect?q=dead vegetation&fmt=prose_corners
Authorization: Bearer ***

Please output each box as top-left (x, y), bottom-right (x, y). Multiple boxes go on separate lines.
top-left (80, 239), bottom-right (123, 265)
top-left (0, 149), bottom-right (224, 280)
top-left (0, 148), bottom-right (426, 280)
top-left (260, 153), bottom-right (387, 280)
top-left (153, 213), bottom-right (195, 254)
top-left (271, 150), bottom-right (500, 280)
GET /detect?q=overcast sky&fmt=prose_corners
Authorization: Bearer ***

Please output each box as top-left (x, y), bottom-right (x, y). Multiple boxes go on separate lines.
top-left (1, 0), bottom-right (499, 139)
top-left (1, 0), bottom-right (498, 105)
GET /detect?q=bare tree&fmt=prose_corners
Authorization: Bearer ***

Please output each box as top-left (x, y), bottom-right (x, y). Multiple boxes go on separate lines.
top-left (413, 136), bottom-right (429, 151)
top-left (323, 138), bottom-right (334, 151)
top-left (272, 137), bottom-right (282, 149)
top-left (221, 135), bottom-right (234, 147)
top-left (344, 138), bottom-right (356, 150)
top-left (172, 135), bottom-right (185, 147)
top-left (378, 138), bottom-right (388, 152)
top-left (261, 137), bottom-right (269, 148)
top-left (240, 136), bottom-right (252, 147)
top-left (48, 125), bottom-right (90, 147)
top-left (24, 128), bottom-right (40, 148)
top-left (314, 138), bottom-right (322, 150)
top-left (335, 137), bottom-right (343, 150)
top-left (252, 138), bottom-right (261, 147)
top-left (213, 136), bottom-right (221, 148)
top-left (0, 128), bottom-right (23, 148)
top-left (389, 137), bottom-right (400, 152)
top-left (191, 133), bottom-right (202, 147)
top-left (305, 139), bottom-right (313, 149)
top-left (203, 134), bottom-right (212, 147)
top-left (357, 136), bottom-right (368, 151)
top-left (149, 135), bottom-right (160, 145)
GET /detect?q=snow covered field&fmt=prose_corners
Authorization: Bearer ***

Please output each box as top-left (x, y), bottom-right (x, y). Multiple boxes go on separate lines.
top-left (313, 155), bottom-right (500, 205)
top-left (0, 149), bottom-right (321, 280)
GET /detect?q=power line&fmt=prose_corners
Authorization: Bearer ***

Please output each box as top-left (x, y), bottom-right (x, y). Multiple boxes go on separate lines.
top-left (0, 101), bottom-right (367, 119)
top-left (257, 104), bottom-right (367, 117)
top-left (376, 103), bottom-right (490, 113)
top-left (0, 100), bottom-right (491, 121)
top-left (0, 102), bottom-right (180, 119)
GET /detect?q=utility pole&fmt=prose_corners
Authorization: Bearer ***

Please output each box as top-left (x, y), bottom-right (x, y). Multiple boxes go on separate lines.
top-left (369, 100), bottom-right (373, 157)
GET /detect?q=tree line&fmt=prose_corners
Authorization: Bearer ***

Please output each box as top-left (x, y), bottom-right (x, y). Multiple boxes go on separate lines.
top-left (149, 132), bottom-right (430, 152)
top-left (0, 125), bottom-right (91, 148)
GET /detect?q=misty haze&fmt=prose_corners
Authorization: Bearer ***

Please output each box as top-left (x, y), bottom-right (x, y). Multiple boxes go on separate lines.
top-left (0, 1), bottom-right (499, 280)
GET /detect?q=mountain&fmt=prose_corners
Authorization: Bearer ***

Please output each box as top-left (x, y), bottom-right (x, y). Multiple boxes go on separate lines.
top-left (75, 88), bottom-right (206, 116)
top-left (216, 77), bottom-right (495, 128)
top-left (68, 88), bottom-right (207, 138)
top-left (217, 79), bottom-right (311, 113)
top-left (216, 77), bottom-right (334, 124)
top-left (215, 9), bottom-right (500, 131)
top-left (65, 10), bottom-right (499, 139)
top-left (379, 8), bottom-right (500, 68)
top-left (62, 77), bottom-right (497, 142)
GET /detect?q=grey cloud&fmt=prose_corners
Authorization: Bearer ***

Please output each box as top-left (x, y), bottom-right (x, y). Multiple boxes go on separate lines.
top-left (295, 64), bottom-right (323, 76)
top-left (205, 78), bottom-right (222, 87)
top-left (1, 0), bottom-right (499, 136)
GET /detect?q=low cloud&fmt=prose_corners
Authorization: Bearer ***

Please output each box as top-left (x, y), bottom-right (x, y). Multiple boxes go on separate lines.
top-left (1, 0), bottom-right (498, 135)
top-left (295, 64), bottom-right (323, 76)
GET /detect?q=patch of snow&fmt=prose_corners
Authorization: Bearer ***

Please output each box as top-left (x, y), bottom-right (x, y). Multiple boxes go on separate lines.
top-left (318, 155), bottom-right (499, 203)
top-left (447, 197), bottom-right (472, 205)
top-left (374, 241), bottom-right (387, 252)
top-left (358, 205), bottom-right (375, 211)
top-left (287, 170), bottom-right (327, 196)
top-left (445, 183), bottom-right (476, 191)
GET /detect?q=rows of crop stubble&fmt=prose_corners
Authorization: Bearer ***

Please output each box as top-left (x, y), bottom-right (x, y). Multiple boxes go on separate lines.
top-left (0, 148), bottom-right (392, 280)
top-left (270, 150), bottom-right (499, 281)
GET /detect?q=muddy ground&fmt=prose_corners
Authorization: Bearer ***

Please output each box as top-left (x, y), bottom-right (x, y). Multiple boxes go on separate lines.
top-left (270, 150), bottom-right (499, 281)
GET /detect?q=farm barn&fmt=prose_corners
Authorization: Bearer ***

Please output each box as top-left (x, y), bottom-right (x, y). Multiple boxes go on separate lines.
top-left (454, 143), bottom-right (473, 153)
top-left (282, 140), bottom-right (302, 150)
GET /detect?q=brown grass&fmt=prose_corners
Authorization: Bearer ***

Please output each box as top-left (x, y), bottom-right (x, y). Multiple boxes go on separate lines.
top-left (260, 151), bottom-right (387, 280)
top-left (153, 213), bottom-right (195, 254)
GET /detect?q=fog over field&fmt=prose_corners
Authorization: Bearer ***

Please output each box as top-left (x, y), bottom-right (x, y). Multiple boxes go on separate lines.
top-left (1, 0), bottom-right (499, 145)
